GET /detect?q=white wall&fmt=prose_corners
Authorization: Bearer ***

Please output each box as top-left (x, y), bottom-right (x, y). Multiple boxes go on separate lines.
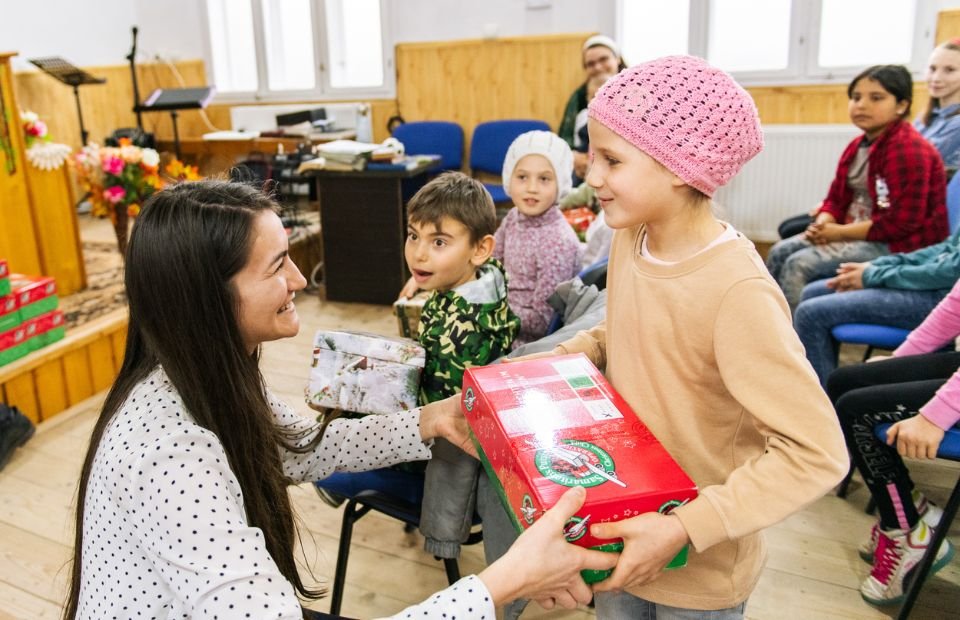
top-left (389, 0), bottom-right (615, 43)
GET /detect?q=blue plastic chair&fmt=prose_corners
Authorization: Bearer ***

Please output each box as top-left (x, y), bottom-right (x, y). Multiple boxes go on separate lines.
top-left (470, 119), bottom-right (551, 203)
top-left (830, 171), bottom-right (960, 359)
top-left (314, 468), bottom-right (481, 615)
top-left (872, 423), bottom-right (960, 618)
top-left (392, 121), bottom-right (464, 172)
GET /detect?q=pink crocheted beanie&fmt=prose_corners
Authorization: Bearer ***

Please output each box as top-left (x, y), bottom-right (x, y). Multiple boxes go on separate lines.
top-left (588, 55), bottom-right (763, 197)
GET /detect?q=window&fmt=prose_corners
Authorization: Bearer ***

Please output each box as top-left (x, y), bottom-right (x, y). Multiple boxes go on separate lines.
top-left (616, 0), bottom-right (936, 85)
top-left (707, 0), bottom-right (791, 73)
top-left (203, 0), bottom-right (392, 100)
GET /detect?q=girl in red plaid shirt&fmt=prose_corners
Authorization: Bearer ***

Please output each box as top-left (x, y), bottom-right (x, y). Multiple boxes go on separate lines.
top-left (767, 65), bottom-right (949, 309)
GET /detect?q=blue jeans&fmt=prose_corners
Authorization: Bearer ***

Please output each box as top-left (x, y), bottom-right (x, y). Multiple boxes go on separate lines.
top-left (793, 279), bottom-right (949, 385)
top-left (765, 235), bottom-right (888, 309)
top-left (595, 591), bottom-right (747, 619)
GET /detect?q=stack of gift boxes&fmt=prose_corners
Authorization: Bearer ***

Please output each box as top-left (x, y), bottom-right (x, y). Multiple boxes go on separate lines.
top-left (0, 259), bottom-right (66, 367)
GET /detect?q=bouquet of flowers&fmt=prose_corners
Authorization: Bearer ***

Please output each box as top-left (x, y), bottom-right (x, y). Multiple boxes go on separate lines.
top-left (21, 111), bottom-right (49, 148)
top-left (73, 139), bottom-right (162, 254)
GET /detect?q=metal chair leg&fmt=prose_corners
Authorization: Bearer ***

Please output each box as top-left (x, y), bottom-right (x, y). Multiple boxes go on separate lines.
top-left (330, 499), bottom-right (372, 615)
top-left (837, 463), bottom-right (856, 498)
top-left (897, 477), bottom-right (960, 619)
top-left (442, 557), bottom-right (461, 585)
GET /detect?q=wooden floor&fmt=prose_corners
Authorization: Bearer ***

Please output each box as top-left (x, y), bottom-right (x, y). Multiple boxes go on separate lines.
top-left (1, 219), bottom-right (959, 618)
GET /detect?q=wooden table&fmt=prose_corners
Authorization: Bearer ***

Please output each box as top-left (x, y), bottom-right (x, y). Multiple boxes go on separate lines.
top-left (306, 160), bottom-right (438, 305)
top-left (157, 130), bottom-right (357, 174)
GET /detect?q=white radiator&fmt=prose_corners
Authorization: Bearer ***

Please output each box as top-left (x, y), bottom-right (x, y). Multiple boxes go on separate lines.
top-left (713, 124), bottom-right (860, 241)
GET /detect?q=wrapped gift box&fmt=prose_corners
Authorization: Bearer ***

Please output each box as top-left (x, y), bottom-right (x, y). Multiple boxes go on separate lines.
top-left (563, 207), bottom-right (596, 242)
top-left (24, 310), bottom-right (65, 348)
top-left (10, 274), bottom-right (57, 321)
top-left (461, 353), bottom-right (698, 583)
top-left (0, 292), bottom-right (19, 332)
top-left (392, 290), bottom-right (431, 339)
top-left (0, 323), bottom-right (30, 367)
top-left (306, 330), bottom-right (426, 415)
top-left (0, 259), bottom-right (9, 296)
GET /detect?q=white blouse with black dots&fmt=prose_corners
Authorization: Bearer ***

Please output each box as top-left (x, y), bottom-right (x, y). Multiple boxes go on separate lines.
top-left (76, 366), bottom-right (494, 619)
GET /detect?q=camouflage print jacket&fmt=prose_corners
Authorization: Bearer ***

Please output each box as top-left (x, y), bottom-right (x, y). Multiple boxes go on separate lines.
top-left (419, 259), bottom-right (519, 559)
top-left (417, 259), bottom-right (519, 405)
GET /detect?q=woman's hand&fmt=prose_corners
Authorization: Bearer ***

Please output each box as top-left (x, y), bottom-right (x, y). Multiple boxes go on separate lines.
top-left (419, 395), bottom-right (477, 457)
top-left (886, 415), bottom-right (945, 460)
top-left (397, 276), bottom-right (420, 301)
top-left (478, 487), bottom-right (619, 609)
top-left (826, 262), bottom-right (868, 293)
top-left (590, 512), bottom-right (690, 592)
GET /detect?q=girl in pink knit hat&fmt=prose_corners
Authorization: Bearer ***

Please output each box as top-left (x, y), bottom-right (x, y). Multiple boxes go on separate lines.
top-left (519, 56), bottom-right (849, 618)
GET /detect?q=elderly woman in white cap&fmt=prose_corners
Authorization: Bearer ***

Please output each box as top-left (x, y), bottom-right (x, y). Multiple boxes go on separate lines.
top-left (558, 34), bottom-right (627, 179)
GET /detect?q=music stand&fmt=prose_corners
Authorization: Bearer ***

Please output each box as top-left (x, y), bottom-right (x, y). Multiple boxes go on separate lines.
top-left (138, 87), bottom-right (215, 160)
top-left (28, 57), bottom-right (106, 146)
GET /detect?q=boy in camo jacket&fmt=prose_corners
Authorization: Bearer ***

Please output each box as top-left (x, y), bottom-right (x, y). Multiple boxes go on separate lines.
top-left (397, 172), bottom-right (519, 558)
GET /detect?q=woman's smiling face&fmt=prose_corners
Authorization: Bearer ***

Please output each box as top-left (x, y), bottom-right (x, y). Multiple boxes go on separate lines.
top-left (232, 210), bottom-right (307, 353)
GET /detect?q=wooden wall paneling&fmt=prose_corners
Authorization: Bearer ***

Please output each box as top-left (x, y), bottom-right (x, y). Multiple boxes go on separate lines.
top-left (109, 327), bottom-right (126, 369)
top-left (937, 9), bottom-right (960, 44)
top-left (0, 53), bottom-right (43, 276)
top-left (86, 338), bottom-right (117, 393)
top-left (23, 165), bottom-right (86, 294)
top-left (396, 33), bottom-right (592, 159)
top-left (3, 373), bottom-right (39, 423)
top-left (62, 348), bottom-right (95, 405)
top-left (33, 358), bottom-right (67, 421)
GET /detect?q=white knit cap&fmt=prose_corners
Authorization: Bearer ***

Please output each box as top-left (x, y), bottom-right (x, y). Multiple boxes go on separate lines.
top-left (583, 34), bottom-right (619, 58)
top-left (501, 131), bottom-right (574, 200)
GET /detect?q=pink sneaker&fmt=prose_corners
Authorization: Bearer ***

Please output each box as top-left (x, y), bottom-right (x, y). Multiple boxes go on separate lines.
top-left (860, 521), bottom-right (955, 606)
top-left (858, 497), bottom-right (944, 563)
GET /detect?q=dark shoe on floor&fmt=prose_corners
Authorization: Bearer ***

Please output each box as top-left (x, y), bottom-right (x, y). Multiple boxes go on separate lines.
top-left (0, 405), bottom-right (35, 472)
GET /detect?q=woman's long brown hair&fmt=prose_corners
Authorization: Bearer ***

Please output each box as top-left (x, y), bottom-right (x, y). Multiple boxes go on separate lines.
top-left (63, 181), bottom-right (324, 618)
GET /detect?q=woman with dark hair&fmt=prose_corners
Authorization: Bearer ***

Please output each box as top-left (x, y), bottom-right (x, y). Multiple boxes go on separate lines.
top-left (558, 35), bottom-right (627, 180)
top-left (62, 181), bottom-right (615, 619)
top-left (766, 64), bottom-right (949, 309)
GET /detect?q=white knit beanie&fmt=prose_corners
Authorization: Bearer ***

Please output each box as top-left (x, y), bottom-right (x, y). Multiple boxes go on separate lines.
top-left (583, 34), bottom-right (619, 58)
top-left (501, 131), bottom-right (574, 200)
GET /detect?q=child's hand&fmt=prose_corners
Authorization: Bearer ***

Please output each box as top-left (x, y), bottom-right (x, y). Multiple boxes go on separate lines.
top-left (397, 276), bottom-right (419, 300)
top-left (826, 262), bottom-right (867, 293)
top-left (590, 512), bottom-right (690, 592)
top-left (886, 415), bottom-right (945, 459)
top-left (419, 394), bottom-right (477, 458)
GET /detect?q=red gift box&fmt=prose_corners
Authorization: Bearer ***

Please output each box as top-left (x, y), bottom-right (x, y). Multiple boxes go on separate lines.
top-left (563, 206), bottom-right (596, 233)
top-left (9, 274), bottom-right (56, 305)
top-left (461, 353), bottom-right (698, 582)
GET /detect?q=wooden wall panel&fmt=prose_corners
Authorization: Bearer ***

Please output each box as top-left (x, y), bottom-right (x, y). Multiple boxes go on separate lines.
top-left (0, 53), bottom-right (42, 276)
top-left (86, 339), bottom-right (117, 393)
top-left (937, 9), bottom-right (960, 44)
top-left (23, 165), bottom-right (86, 294)
top-left (34, 359), bottom-right (67, 420)
top-left (4, 374), bottom-right (38, 423)
top-left (396, 33), bottom-right (592, 155)
top-left (62, 348), bottom-right (94, 404)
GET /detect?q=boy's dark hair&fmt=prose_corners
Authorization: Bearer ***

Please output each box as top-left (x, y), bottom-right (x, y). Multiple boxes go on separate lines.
top-left (848, 65), bottom-right (914, 117)
top-left (407, 171), bottom-right (497, 243)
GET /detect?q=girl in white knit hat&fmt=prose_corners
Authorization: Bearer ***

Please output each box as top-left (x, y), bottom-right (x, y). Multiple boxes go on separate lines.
top-left (493, 130), bottom-right (583, 347)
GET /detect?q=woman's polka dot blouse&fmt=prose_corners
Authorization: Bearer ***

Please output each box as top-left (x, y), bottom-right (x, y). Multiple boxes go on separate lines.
top-left (76, 366), bottom-right (494, 619)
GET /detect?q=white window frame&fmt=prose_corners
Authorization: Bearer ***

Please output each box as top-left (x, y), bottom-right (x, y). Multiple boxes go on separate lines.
top-left (201, 0), bottom-right (395, 103)
top-left (616, 0), bottom-right (939, 87)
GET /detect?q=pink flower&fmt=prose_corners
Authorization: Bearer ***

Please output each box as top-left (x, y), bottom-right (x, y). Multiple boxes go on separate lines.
top-left (103, 186), bottom-right (126, 205)
top-left (102, 155), bottom-right (125, 176)
top-left (28, 120), bottom-right (47, 138)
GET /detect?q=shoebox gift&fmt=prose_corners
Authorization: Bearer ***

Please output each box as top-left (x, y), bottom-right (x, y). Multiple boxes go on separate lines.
top-left (0, 323), bottom-right (30, 367)
top-left (307, 330), bottom-right (426, 416)
top-left (23, 310), bottom-right (65, 349)
top-left (461, 353), bottom-right (698, 583)
top-left (0, 291), bottom-right (18, 332)
top-left (10, 274), bottom-right (57, 321)
top-left (392, 291), bottom-right (431, 339)
top-left (0, 259), bottom-right (9, 296)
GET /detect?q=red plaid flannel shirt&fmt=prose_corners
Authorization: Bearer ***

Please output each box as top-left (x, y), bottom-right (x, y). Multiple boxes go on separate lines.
top-left (820, 119), bottom-right (949, 253)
